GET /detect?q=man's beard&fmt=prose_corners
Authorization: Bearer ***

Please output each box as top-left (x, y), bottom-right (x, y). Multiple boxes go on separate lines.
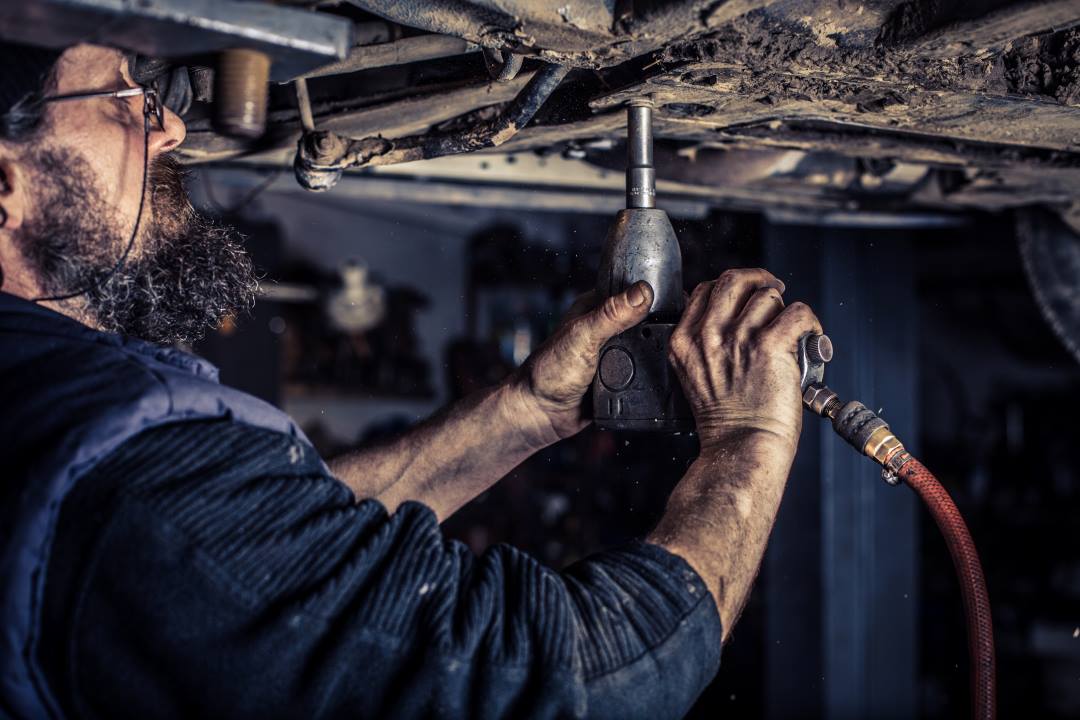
top-left (13, 146), bottom-right (258, 346)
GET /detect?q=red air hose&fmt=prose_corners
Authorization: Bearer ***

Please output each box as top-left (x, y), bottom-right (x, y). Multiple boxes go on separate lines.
top-left (802, 362), bottom-right (996, 718)
top-left (898, 458), bottom-right (996, 720)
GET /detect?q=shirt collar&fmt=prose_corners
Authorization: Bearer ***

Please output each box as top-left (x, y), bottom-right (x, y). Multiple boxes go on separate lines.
top-left (0, 291), bottom-right (220, 382)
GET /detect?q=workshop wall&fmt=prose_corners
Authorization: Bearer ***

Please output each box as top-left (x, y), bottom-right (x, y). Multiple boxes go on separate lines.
top-left (255, 192), bottom-right (470, 442)
top-left (192, 176), bottom-right (589, 450)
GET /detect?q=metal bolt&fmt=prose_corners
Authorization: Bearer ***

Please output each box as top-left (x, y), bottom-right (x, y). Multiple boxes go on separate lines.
top-left (312, 131), bottom-right (343, 157)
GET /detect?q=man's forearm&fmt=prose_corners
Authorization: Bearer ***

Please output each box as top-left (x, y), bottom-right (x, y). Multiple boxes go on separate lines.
top-left (647, 432), bottom-right (795, 642)
top-left (329, 381), bottom-right (547, 521)
top-left (326, 282), bottom-right (653, 522)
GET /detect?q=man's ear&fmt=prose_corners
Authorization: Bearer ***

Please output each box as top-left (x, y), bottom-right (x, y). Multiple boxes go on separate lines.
top-left (0, 157), bottom-right (27, 231)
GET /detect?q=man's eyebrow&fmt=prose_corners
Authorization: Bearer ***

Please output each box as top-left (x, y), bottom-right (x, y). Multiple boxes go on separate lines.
top-left (117, 53), bottom-right (137, 86)
top-left (115, 50), bottom-right (144, 88)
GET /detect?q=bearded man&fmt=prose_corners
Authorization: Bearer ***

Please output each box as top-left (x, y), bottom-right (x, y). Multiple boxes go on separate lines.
top-left (0, 42), bottom-right (822, 719)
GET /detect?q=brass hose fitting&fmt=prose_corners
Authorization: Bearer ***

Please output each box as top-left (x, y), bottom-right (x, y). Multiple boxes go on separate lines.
top-left (803, 385), bottom-right (913, 484)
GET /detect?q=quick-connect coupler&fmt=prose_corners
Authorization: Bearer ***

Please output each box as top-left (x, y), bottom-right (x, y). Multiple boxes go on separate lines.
top-left (797, 334), bottom-right (913, 482)
top-left (803, 384), bottom-right (913, 484)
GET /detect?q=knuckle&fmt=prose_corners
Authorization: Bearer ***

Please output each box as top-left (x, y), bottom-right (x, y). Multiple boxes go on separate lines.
top-left (667, 344), bottom-right (683, 366)
top-left (701, 322), bottom-right (723, 347)
top-left (727, 267), bottom-right (762, 283)
top-left (668, 343), bottom-right (693, 370)
top-left (717, 267), bottom-right (768, 292)
top-left (754, 267), bottom-right (782, 284)
top-left (798, 305), bottom-right (821, 326)
top-left (714, 270), bottom-right (739, 289)
top-left (599, 296), bottom-right (621, 324)
top-left (759, 316), bottom-right (785, 336)
top-left (756, 286), bottom-right (782, 302)
top-left (690, 282), bottom-right (714, 305)
top-left (733, 324), bottom-right (754, 345)
top-left (670, 332), bottom-right (696, 359)
top-left (784, 302), bottom-right (813, 323)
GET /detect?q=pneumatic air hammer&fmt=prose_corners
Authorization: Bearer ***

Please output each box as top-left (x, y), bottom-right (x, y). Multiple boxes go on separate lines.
top-left (592, 100), bottom-right (693, 431)
top-left (589, 102), bottom-right (840, 435)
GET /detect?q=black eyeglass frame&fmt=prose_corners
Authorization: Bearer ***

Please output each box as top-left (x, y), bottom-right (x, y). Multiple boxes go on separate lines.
top-left (38, 85), bottom-right (165, 131)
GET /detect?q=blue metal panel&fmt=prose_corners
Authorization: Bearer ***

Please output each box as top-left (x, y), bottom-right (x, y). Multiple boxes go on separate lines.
top-left (764, 225), bottom-right (825, 719)
top-left (765, 224), bottom-right (919, 719)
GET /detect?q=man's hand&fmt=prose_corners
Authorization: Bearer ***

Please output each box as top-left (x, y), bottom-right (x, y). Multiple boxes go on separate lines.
top-left (649, 268), bottom-right (822, 642)
top-left (505, 281), bottom-right (654, 450)
top-left (669, 268), bottom-right (821, 458)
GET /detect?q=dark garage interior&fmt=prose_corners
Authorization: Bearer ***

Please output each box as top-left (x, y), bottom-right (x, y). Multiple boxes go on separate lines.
top-left (190, 185), bottom-right (1079, 719)
top-left (2, 1), bottom-right (1079, 718)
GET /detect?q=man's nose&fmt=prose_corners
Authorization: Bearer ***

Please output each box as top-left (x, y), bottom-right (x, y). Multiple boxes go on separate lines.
top-left (149, 105), bottom-right (186, 155)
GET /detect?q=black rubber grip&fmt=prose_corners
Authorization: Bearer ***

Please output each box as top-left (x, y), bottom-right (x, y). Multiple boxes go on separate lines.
top-left (832, 401), bottom-right (888, 452)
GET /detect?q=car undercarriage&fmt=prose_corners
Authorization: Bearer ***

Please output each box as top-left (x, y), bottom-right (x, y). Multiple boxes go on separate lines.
top-left (7, 1), bottom-right (1077, 218)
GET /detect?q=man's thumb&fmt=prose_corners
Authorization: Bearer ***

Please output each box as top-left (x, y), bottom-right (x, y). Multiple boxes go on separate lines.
top-left (585, 281), bottom-right (653, 346)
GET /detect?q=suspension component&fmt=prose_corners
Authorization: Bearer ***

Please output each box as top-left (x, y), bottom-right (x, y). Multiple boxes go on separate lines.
top-left (214, 48), bottom-right (271, 138)
top-left (293, 62), bottom-right (569, 191)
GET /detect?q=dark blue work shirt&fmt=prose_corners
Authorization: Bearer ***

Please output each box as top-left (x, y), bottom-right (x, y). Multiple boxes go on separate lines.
top-left (37, 419), bottom-right (722, 718)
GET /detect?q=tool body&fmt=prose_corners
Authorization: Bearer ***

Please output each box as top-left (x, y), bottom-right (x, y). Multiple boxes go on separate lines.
top-left (592, 101), bottom-right (692, 431)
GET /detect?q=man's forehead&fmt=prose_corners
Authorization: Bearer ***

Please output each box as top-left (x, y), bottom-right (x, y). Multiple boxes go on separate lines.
top-left (54, 44), bottom-right (128, 93)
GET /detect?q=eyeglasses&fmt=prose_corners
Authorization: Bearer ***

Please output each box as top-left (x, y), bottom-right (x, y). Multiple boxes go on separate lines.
top-left (38, 85), bottom-right (165, 131)
top-left (28, 84), bottom-right (161, 305)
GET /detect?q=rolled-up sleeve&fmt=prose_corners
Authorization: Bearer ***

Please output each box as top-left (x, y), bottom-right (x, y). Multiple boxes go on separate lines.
top-left (45, 421), bottom-right (722, 719)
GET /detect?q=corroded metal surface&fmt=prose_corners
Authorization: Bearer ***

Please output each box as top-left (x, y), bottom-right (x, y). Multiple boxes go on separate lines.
top-left (176, 0), bottom-right (1080, 214)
